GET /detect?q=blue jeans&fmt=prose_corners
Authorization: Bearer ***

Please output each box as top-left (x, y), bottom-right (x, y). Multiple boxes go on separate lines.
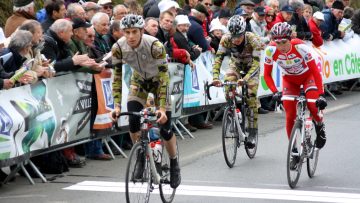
top-left (85, 140), bottom-right (104, 157)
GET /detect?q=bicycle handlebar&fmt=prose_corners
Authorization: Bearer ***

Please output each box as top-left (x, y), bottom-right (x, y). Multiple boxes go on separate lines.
top-left (281, 96), bottom-right (316, 103)
top-left (205, 81), bottom-right (244, 100)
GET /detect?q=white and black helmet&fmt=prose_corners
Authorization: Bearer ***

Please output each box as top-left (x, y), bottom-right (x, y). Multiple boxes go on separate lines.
top-left (120, 14), bottom-right (145, 30)
top-left (227, 15), bottom-right (246, 36)
top-left (270, 22), bottom-right (292, 40)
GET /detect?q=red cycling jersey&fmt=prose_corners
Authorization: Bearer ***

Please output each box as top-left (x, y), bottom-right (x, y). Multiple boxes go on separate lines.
top-left (263, 39), bottom-right (324, 95)
top-left (263, 39), bottom-right (324, 138)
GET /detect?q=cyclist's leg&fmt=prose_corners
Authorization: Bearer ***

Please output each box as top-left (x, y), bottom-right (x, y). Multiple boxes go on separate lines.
top-left (224, 66), bottom-right (239, 97)
top-left (246, 71), bottom-right (259, 130)
top-left (127, 74), bottom-right (148, 143)
top-left (282, 78), bottom-right (301, 139)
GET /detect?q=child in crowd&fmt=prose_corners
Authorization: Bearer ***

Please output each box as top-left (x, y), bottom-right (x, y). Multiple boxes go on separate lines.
top-left (303, 4), bottom-right (313, 23)
top-left (209, 21), bottom-right (224, 52)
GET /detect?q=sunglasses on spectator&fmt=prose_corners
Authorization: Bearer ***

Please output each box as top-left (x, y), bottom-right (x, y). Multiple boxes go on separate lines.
top-left (103, 5), bottom-right (113, 10)
top-left (266, 14), bottom-right (274, 17)
top-left (204, 3), bottom-right (212, 6)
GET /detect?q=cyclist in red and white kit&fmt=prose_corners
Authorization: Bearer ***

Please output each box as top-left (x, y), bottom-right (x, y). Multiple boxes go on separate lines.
top-left (264, 22), bottom-right (327, 149)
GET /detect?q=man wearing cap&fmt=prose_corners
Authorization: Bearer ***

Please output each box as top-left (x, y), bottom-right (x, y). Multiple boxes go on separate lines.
top-left (308, 11), bottom-right (324, 47)
top-left (42, 0), bottom-right (67, 32)
top-left (83, 2), bottom-right (101, 22)
top-left (274, 5), bottom-right (294, 24)
top-left (98, 0), bottom-right (113, 18)
top-left (289, 1), bottom-right (312, 41)
top-left (250, 6), bottom-right (270, 44)
top-left (320, 0), bottom-right (345, 41)
top-left (146, 0), bottom-right (179, 18)
top-left (234, 0), bottom-right (256, 32)
top-left (5, 0), bottom-right (36, 37)
top-left (188, 4), bottom-right (211, 51)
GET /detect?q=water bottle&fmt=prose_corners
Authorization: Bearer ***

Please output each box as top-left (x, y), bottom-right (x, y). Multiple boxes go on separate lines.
top-left (151, 140), bottom-right (162, 164)
top-left (149, 127), bottom-right (160, 141)
top-left (236, 108), bottom-right (242, 123)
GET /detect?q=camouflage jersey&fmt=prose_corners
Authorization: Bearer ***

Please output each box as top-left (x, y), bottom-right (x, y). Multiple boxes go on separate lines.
top-left (212, 32), bottom-right (265, 81)
top-left (112, 34), bottom-right (170, 109)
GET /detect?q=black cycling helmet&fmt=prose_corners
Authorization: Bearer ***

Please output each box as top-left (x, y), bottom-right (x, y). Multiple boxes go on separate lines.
top-left (120, 14), bottom-right (145, 30)
top-left (270, 22), bottom-right (292, 41)
top-left (227, 15), bottom-right (246, 37)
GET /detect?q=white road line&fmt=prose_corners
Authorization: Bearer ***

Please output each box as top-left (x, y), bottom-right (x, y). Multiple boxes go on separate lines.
top-left (325, 103), bottom-right (352, 114)
top-left (63, 181), bottom-right (360, 202)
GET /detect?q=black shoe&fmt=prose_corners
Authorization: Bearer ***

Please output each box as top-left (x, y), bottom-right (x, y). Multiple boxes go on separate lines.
top-left (258, 107), bottom-right (269, 114)
top-left (184, 124), bottom-right (197, 132)
top-left (289, 148), bottom-right (300, 170)
top-left (245, 128), bottom-right (257, 149)
top-left (133, 150), bottom-right (145, 180)
top-left (314, 122), bottom-right (326, 149)
top-left (170, 158), bottom-right (181, 188)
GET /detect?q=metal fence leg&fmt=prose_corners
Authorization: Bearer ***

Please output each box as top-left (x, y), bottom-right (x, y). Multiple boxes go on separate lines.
top-left (28, 160), bottom-right (47, 183)
top-left (176, 119), bottom-right (195, 139)
top-left (20, 163), bottom-right (35, 185)
top-left (103, 138), bottom-right (115, 160)
top-left (205, 110), bottom-right (211, 123)
top-left (325, 86), bottom-right (337, 100)
top-left (172, 121), bottom-right (185, 140)
top-left (350, 79), bottom-right (360, 91)
top-left (3, 164), bottom-right (21, 184)
top-left (108, 137), bottom-right (128, 158)
top-left (213, 106), bottom-right (225, 121)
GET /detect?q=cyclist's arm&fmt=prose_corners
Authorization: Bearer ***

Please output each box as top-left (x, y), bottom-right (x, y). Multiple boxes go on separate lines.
top-left (243, 33), bottom-right (265, 81)
top-left (263, 46), bottom-right (278, 93)
top-left (212, 35), bottom-right (229, 80)
top-left (112, 43), bottom-right (123, 107)
top-left (152, 41), bottom-right (169, 111)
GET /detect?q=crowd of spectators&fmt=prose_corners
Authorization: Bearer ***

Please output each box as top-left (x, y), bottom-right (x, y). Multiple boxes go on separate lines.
top-left (0, 0), bottom-right (359, 180)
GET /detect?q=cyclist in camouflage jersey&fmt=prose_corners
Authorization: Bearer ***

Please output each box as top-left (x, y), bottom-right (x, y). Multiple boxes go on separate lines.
top-left (212, 15), bottom-right (265, 148)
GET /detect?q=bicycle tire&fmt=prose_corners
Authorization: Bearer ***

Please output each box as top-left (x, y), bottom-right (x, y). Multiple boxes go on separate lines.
top-left (222, 106), bottom-right (239, 168)
top-left (287, 120), bottom-right (304, 189)
top-left (125, 142), bottom-right (151, 203)
top-left (243, 107), bottom-right (258, 159)
top-left (307, 125), bottom-right (319, 178)
top-left (159, 141), bottom-right (177, 203)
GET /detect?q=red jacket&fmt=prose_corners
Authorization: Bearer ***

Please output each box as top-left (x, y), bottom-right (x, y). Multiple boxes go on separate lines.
top-left (169, 37), bottom-right (188, 64)
top-left (273, 12), bottom-right (286, 25)
top-left (308, 17), bottom-right (323, 47)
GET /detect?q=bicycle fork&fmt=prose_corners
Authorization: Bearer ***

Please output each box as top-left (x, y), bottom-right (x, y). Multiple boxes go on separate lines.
top-left (146, 144), bottom-right (161, 185)
top-left (233, 108), bottom-right (247, 142)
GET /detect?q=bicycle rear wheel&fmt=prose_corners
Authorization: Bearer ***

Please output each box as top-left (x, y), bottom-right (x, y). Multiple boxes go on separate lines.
top-left (243, 107), bottom-right (258, 159)
top-left (159, 141), bottom-right (177, 203)
top-left (287, 120), bottom-right (304, 189)
top-left (125, 142), bottom-right (151, 203)
top-left (222, 106), bottom-right (239, 168)
top-left (307, 124), bottom-right (319, 178)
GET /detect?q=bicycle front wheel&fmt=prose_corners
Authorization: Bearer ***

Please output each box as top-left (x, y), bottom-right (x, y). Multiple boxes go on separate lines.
top-left (287, 120), bottom-right (304, 189)
top-left (243, 107), bottom-right (258, 159)
top-left (307, 124), bottom-right (319, 178)
top-left (159, 141), bottom-right (177, 203)
top-left (125, 142), bottom-right (151, 203)
top-left (222, 106), bottom-right (239, 168)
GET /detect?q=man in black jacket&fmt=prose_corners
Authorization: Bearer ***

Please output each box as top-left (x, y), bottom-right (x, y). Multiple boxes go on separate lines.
top-left (289, 1), bottom-right (313, 40)
top-left (155, 11), bottom-right (175, 44)
top-left (41, 19), bottom-right (95, 72)
top-left (188, 4), bottom-right (211, 52)
top-left (42, 0), bottom-right (67, 32)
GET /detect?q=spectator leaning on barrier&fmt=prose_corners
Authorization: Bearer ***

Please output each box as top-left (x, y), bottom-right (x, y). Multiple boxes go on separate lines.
top-left (170, 15), bottom-right (200, 67)
top-left (308, 11), bottom-right (325, 47)
top-left (92, 12), bottom-right (111, 56)
top-left (42, 0), bottom-right (67, 32)
top-left (4, 0), bottom-right (36, 38)
top-left (19, 20), bottom-right (54, 79)
top-left (67, 3), bottom-right (87, 21)
top-left (83, 1), bottom-right (101, 23)
top-left (351, 9), bottom-right (360, 34)
top-left (98, 0), bottom-right (113, 18)
top-left (265, 6), bottom-right (277, 30)
top-left (112, 4), bottom-right (128, 21)
top-left (0, 28), bottom-right (15, 90)
top-left (2, 30), bottom-right (36, 85)
top-left (188, 4), bottom-right (211, 52)
top-left (321, 0), bottom-right (345, 41)
top-left (144, 17), bottom-right (159, 37)
top-left (85, 26), bottom-right (103, 63)
top-left (339, 6), bottom-right (355, 41)
top-left (156, 11), bottom-right (175, 44)
top-left (41, 19), bottom-right (96, 72)
top-left (289, 1), bottom-right (313, 41)
top-left (250, 6), bottom-right (271, 44)
top-left (274, 5), bottom-right (294, 24)
top-left (303, 4), bottom-right (313, 22)
top-left (209, 20), bottom-right (225, 52)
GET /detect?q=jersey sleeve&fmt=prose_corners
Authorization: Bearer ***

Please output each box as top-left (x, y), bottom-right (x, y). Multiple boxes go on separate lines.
top-left (111, 42), bottom-right (123, 106)
top-left (243, 32), bottom-right (266, 81)
top-left (296, 44), bottom-right (324, 94)
top-left (263, 45), bottom-right (278, 93)
top-left (212, 34), bottom-right (230, 80)
top-left (151, 40), bottom-right (169, 110)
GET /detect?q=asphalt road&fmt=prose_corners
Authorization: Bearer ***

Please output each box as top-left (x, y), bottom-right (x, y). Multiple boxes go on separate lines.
top-left (1, 90), bottom-right (360, 203)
